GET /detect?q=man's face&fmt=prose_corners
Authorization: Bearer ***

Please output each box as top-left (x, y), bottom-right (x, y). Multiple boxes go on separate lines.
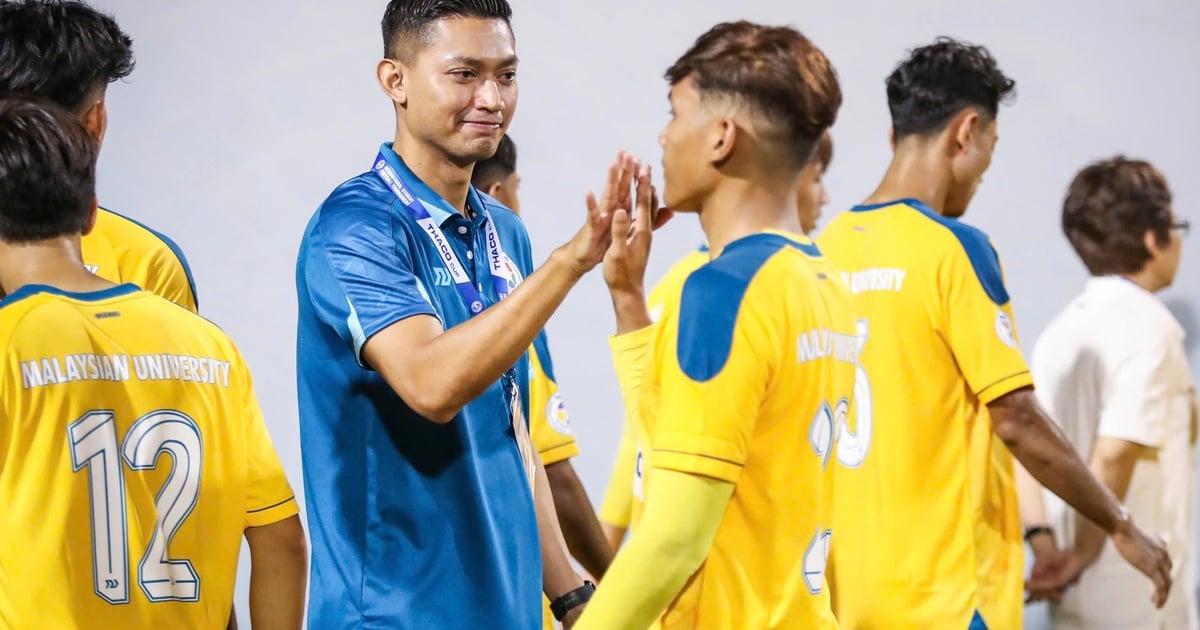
top-left (402, 17), bottom-right (517, 165)
top-left (659, 77), bottom-right (718, 213)
top-left (796, 160), bottom-right (828, 235)
top-left (1152, 205), bottom-right (1184, 288)
top-left (945, 117), bottom-right (997, 218)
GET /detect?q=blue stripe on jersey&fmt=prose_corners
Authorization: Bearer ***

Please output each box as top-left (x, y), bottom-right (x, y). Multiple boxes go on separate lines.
top-left (0, 282), bottom-right (140, 308)
top-left (100, 207), bottom-right (200, 308)
top-left (850, 198), bottom-right (1010, 306)
top-left (968, 610), bottom-right (989, 630)
top-left (676, 233), bottom-right (792, 382)
top-left (531, 330), bottom-right (557, 383)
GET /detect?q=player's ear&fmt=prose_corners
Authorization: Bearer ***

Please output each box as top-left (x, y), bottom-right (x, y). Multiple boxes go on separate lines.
top-left (80, 96), bottom-right (107, 147)
top-left (377, 58), bottom-right (408, 108)
top-left (82, 200), bottom-right (99, 237)
top-left (710, 116), bottom-right (737, 166)
top-left (950, 109), bottom-right (981, 157)
top-left (888, 126), bottom-right (896, 151)
top-left (483, 181), bottom-right (503, 198)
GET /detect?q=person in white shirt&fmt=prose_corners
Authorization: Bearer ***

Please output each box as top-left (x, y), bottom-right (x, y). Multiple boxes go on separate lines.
top-left (1021, 156), bottom-right (1196, 629)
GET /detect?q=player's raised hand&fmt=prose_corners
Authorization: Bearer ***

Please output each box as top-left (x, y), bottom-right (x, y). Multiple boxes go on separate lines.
top-left (1110, 519), bottom-right (1172, 608)
top-left (566, 151), bottom-right (639, 275)
top-left (603, 162), bottom-right (670, 293)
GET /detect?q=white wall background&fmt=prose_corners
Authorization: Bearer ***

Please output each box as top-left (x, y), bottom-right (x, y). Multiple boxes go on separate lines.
top-left (90, 0), bottom-right (1199, 626)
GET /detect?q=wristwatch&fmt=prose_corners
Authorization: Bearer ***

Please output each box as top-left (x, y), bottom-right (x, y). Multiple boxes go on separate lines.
top-left (1023, 525), bottom-right (1054, 543)
top-left (550, 581), bottom-right (596, 621)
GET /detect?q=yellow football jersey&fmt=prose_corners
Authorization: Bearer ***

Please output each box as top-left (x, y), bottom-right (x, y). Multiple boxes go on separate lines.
top-left (82, 208), bottom-right (199, 312)
top-left (0, 284), bottom-right (297, 629)
top-left (631, 231), bottom-right (854, 629)
top-left (817, 199), bottom-right (1032, 630)
top-left (529, 333), bottom-right (578, 467)
top-left (599, 246), bottom-right (709, 528)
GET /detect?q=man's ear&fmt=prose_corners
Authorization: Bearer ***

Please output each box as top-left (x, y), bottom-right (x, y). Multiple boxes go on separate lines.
top-left (377, 58), bottom-right (409, 107)
top-left (710, 117), bottom-right (738, 166)
top-left (80, 98), bottom-right (107, 146)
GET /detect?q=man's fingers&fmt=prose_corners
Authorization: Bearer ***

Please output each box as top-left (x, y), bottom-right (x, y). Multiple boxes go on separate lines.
top-left (652, 207), bottom-right (674, 231)
top-left (633, 164), bottom-right (653, 235)
top-left (609, 209), bottom-right (632, 258)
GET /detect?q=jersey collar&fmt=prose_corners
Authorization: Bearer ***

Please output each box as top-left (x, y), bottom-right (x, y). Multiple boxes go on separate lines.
top-left (377, 142), bottom-right (488, 227)
top-left (0, 282), bottom-right (140, 308)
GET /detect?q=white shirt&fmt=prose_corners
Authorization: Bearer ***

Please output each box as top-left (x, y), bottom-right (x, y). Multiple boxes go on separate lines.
top-left (1033, 276), bottom-right (1198, 630)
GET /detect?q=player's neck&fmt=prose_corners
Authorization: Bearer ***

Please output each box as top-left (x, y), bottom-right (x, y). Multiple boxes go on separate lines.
top-left (0, 237), bottom-right (115, 297)
top-left (699, 178), bottom-right (797, 258)
top-left (392, 131), bottom-right (474, 215)
top-left (865, 147), bottom-right (953, 215)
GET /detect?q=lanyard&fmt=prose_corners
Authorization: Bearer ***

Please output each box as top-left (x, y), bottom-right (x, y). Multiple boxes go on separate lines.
top-left (373, 153), bottom-right (516, 315)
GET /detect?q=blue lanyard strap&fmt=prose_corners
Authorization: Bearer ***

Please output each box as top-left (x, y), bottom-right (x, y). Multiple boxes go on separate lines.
top-left (372, 152), bottom-right (522, 385)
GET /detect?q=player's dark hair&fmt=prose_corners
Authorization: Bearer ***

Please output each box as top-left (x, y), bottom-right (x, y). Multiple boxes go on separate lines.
top-left (382, 0), bottom-right (512, 59)
top-left (0, 96), bottom-right (98, 243)
top-left (1062, 156), bottom-right (1174, 276)
top-left (814, 130), bottom-right (833, 170)
top-left (471, 134), bottom-right (516, 189)
top-left (665, 21), bottom-right (841, 169)
top-left (0, 0), bottom-right (134, 111)
top-left (886, 37), bottom-right (1014, 140)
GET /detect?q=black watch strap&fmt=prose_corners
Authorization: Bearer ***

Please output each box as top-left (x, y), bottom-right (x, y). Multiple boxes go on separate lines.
top-left (1024, 525), bottom-right (1054, 543)
top-left (550, 580), bottom-right (596, 621)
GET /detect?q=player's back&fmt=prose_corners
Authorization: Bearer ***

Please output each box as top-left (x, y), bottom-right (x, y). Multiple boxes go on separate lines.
top-left (0, 284), bottom-right (297, 629)
top-left (642, 232), bottom-right (855, 628)
top-left (818, 200), bottom-right (1031, 629)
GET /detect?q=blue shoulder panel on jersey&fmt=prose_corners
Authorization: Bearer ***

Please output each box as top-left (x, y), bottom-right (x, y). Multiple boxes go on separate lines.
top-left (531, 330), bottom-right (557, 383)
top-left (677, 233), bottom-right (790, 382)
top-left (100, 207), bottom-right (200, 308)
top-left (850, 198), bottom-right (1009, 306)
top-left (0, 282), bottom-right (140, 308)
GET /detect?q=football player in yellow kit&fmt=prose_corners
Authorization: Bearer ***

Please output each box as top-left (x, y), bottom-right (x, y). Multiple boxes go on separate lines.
top-left (577, 21), bottom-right (847, 629)
top-left (0, 97), bottom-right (306, 629)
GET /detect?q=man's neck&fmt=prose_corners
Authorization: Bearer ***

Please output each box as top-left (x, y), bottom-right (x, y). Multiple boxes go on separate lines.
top-left (698, 178), bottom-right (797, 258)
top-left (0, 237), bottom-right (115, 297)
top-left (393, 132), bottom-right (474, 215)
top-left (864, 147), bottom-right (953, 215)
top-left (1120, 269), bottom-right (1167, 294)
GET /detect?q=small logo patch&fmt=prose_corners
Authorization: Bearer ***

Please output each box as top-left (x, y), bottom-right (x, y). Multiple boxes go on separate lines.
top-left (995, 310), bottom-right (1018, 349)
top-left (545, 392), bottom-right (572, 436)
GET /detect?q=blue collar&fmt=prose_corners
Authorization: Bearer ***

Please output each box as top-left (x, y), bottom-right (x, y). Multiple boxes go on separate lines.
top-left (0, 282), bottom-right (140, 308)
top-left (850, 198), bottom-right (938, 215)
top-left (377, 143), bottom-right (487, 226)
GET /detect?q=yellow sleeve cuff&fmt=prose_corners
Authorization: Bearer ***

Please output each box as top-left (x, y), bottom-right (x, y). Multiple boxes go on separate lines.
top-left (538, 439), bottom-right (580, 466)
top-left (246, 495), bottom-right (300, 528)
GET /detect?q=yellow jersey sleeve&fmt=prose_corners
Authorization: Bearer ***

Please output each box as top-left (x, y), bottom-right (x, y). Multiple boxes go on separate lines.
top-left (600, 325), bottom-right (656, 527)
top-left (528, 331), bottom-right (578, 466)
top-left (238, 358), bottom-right (299, 528)
top-left (83, 209), bottom-right (199, 313)
top-left (935, 235), bottom-right (1032, 403)
top-left (650, 266), bottom-right (778, 485)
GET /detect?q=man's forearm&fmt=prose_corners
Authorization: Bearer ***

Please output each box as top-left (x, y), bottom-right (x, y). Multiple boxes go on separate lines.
top-left (374, 249), bottom-right (586, 422)
top-left (1075, 438), bottom-right (1143, 566)
top-left (610, 287), bottom-right (651, 334)
top-left (547, 460), bottom-right (614, 579)
top-left (990, 389), bottom-right (1127, 535)
top-left (535, 455), bottom-right (586, 600)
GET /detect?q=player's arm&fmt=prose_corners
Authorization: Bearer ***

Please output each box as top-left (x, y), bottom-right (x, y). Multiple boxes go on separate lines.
top-left (363, 157), bottom-right (634, 423)
top-left (546, 459), bottom-right (614, 579)
top-left (575, 470), bottom-right (734, 630)
top-left (1072, 437), bottom-right (1144, 566)
top-left (245, 516), bottom-right (307, 630)
top-left (989, 389), bottom-right (1170, 605)
top-left (533, 445), bottom-right (589, 627)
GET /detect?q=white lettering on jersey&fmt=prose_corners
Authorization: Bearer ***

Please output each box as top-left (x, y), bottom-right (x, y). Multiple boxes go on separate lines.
top-left (20, 353), bottom-right (232, 390)
top-left (839, 268), bottom-right (907, 295)
top-left (797, 329), bottom-right (860, 365)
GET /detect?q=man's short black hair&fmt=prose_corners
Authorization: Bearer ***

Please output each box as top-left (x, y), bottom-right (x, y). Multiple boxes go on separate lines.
top-left (0, 96), bottom-right (98, 243)
top-left (471, 134), bottom-right (516, 189)
top-left (382, 0), bottom-right (512, 59)
top-left (886, 37), bottom-right (1014, 139)
top-left (0, 0), bottom-right (134, 111)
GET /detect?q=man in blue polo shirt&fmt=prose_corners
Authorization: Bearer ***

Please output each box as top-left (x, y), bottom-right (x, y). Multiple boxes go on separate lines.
top-left (296, 0), bottom-right (628, 627)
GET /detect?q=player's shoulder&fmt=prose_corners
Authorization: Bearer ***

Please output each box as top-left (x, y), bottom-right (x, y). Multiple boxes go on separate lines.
top-left (675, 232), bottom-right (805, 381)
top-left (94, 207), bottom-right (196, 287)
top-left (892, 199), bottom-right (1009, 306)
top-left (312, 172), bottom-right (396, 231)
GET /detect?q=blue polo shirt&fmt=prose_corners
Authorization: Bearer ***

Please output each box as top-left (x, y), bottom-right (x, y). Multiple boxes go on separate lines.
top-left (296, 143), bottom-right (541, 629)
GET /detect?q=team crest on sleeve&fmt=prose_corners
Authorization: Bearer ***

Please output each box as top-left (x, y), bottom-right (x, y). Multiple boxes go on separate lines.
top-left (545, 392), bottom-right (572, 436)
top-left (994, 310), bottom-right (1018, 349)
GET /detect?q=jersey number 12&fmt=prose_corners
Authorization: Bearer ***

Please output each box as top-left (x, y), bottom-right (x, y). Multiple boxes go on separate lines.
top-left (68, 409), bottom-right (203, 604)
